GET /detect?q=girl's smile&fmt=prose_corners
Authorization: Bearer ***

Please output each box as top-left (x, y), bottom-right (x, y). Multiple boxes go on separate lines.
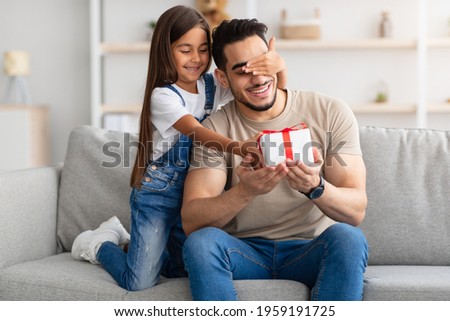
top-left (171, 26), bottom-right (210, 93)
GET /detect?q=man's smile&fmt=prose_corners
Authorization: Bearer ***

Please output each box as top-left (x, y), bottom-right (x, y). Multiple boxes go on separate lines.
top-left (247, 81), bottom-right (273, 97)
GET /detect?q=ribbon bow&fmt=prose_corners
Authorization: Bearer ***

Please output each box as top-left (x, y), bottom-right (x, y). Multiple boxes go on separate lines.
top-left (260, 122), bottom-right (307, 136)
top-left (258, 122), bottom-right (308, 162)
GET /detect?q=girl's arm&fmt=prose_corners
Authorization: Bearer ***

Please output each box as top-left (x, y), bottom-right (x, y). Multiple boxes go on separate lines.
top-left (243, 37), bottom-right (287, 89)
top-left (173, 114), bottom-right (254, 158)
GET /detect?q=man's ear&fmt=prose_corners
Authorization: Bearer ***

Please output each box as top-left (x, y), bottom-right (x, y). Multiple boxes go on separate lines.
top-left (214, 68), bottom-right (229, 88)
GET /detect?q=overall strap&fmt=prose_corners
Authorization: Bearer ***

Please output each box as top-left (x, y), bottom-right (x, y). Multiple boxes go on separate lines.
top-left (165, 84), bottom-right (186, 107)
top-left (202, 73), bottom-right (216, 118)
top-left (166, 75), bottom-right (215, 121)
top-left (161, 84), bottom-right (190, 166)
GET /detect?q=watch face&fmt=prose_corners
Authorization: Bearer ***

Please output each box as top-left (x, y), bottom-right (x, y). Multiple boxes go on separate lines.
top-left (310, 187), bottom-right (324, 199)
top-left (301, 176), bottom-right (325, 199)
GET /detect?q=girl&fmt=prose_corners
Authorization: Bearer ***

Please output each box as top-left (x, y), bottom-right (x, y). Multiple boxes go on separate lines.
top-left (71, 5), bottom-right (286, 291)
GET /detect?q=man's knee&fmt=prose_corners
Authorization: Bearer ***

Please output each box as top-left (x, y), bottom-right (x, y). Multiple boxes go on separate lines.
top-left (325, 223), bottom-right (368, 255)
top-left (183, 227), bottom-right (224, 258)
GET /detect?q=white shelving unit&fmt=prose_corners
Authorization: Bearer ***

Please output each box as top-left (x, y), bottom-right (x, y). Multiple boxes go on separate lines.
top-left (90, 0), bottom-right (102, 128)
top-left (89, 0), bottom-right (450, 130)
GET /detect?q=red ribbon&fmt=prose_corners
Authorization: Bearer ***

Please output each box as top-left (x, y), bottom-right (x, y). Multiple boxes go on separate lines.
top-left (259, 122), bottom-right (307, 136)
top-left (282, 130), bottom-right (293, 160)
top-left (257, 122), bottom-right (307, 161)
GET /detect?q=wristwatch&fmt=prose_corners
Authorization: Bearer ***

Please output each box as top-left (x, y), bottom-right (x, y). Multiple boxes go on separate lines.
top-left (301, 175), bottom-right (325, 200)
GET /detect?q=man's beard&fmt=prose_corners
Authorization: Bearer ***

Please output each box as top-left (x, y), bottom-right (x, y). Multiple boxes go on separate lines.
top-left (230, 81), bottom-right (277, 112)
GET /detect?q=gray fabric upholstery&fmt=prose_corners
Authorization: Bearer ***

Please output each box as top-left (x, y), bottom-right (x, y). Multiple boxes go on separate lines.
top-left (1, 125), bottom-right (450, 301)
top-left (363, 265), bottom-right (450, 300)
top-left (57, 126), bottom-right (137, 252)
top-left (359, 127), bottom-right (450, 265)
top-left (0, 166), bottom-right (61, 269)
top-left (0, 253), bottom-right (308, 301)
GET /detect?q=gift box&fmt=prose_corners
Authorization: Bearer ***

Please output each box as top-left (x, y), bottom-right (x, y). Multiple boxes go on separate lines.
top-left (258, 124), bottom-right (314, 167)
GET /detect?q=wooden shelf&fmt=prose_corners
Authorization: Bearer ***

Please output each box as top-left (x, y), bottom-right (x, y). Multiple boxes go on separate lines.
top-left (100, 42), bottom-right (150, 54)
top-left (428, 103), bottom-right (450, 113)
top-left (101, 104), bottom-right (141, 114)
top-left (99, 38), bottom-right (450, 53)
top-left (101, 103), bottom-right (420, 115)
top-left (427, 38), bottom-right (450, 48)
top-left (0, 104), bottom-right (41, 110)
top-left (276, 38), bottom-right (417, 50)
top-left (98, 38), bottom-right (450, 54)
top-left (99, 38), bottom-right (420, 54)
top-left (100, 103), bottom-right (450, 115)
top-left (351, 103), bottom-right (416, 114)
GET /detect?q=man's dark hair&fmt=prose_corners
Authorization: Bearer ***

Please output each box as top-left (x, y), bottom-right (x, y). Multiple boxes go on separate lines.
top-left (212, 19), bottom-right (268, 71)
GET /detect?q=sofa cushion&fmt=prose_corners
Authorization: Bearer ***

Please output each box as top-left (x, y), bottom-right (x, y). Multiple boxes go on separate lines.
top-left (57, 126), bottom-right (137, 252)
top-left (359, 127), bottom-right (450, 265)
top-left (0, 253), bottom-right (309, 300)
top-left (363, 265), bottom-right (450, 300)
top-left (0, 253), bottom-right (129, 300)
top-left (0, 166), bottom-right (60, 269)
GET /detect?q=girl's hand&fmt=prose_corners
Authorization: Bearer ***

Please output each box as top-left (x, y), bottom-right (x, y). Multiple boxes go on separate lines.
top-left (237, 132), bottom-right (264, 169)
top-left (243, 37), bottom-right (286, 76)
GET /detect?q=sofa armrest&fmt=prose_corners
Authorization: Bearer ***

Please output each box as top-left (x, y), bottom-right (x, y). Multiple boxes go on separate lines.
top-left (0, 165), bottom-right (62, 269)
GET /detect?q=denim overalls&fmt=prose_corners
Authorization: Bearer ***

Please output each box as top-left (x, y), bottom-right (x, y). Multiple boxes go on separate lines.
top-left (96, 74), bottom-right (215, 291)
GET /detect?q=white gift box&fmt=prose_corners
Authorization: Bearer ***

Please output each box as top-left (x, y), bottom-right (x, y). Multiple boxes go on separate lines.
top-left (258, 126), bottom-right (314, 167)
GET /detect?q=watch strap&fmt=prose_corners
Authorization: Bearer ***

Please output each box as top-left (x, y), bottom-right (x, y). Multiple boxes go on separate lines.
top-left (301, 175), bottom-right (325, 199)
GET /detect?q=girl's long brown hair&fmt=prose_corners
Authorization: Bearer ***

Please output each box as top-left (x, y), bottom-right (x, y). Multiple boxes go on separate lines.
top-left (130, 5), bottom-right (212, 188)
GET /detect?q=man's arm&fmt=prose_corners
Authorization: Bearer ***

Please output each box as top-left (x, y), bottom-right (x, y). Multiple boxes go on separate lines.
top-left (286, 149), bottom-right (367, 226)
top-left (316, 153), bottom-right (367, 225)
top-left (181, 155), bottom-right (289, 236)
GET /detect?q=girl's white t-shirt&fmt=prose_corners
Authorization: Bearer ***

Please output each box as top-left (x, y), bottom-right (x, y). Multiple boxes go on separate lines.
top-left (150, 74), bottom-right (233, 161)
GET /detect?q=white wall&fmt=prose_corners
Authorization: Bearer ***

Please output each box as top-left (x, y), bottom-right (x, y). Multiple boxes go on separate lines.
top-left (0, 0), bottom-right (449, 169)
top-left (102, 0), bottom-right (450, 132)
top-left (255, 0), bottom-right (450, 130)
top-left (0, 0), bottom-right (90, 165)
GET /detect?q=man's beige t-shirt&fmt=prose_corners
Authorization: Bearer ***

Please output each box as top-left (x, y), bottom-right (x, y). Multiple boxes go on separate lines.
top-left (190, 89), bottom-right (362, 241)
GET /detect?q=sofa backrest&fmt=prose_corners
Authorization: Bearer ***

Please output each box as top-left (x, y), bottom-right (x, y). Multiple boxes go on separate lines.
top-left (57, 126), bottom-right (136, 252)
top-left (359, 126), bottom-right (450, 265)
top-left (57, 125), bottom-right (450, 267)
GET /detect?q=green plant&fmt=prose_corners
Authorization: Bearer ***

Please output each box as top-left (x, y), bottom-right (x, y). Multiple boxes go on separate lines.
top-left (375, 92), bottom-right (388, 103)
top-left (147, 20), bottom-right (156, 30)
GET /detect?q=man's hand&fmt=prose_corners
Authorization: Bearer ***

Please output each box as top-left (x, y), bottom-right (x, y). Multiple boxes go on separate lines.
top-left (181, 154), bottom-right (289, 235)
top-left (236, 153), bottom-right (289, 199)
top-left (285, 147), bottom-right (324, 193)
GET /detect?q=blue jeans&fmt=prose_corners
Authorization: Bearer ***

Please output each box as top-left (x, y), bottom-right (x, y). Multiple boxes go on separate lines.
top-left (183, 223), bottom-right (368, 300)
top-left (97, 160), bottom-right (187, 291)
top-left (96, 74), bottom-right (215, 291)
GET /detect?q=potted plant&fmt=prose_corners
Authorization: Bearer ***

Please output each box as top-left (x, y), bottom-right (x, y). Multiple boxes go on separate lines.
top-left (146, 20), bottom-right (156, 41)
top-left (374, 81), bottom-right (389, 103)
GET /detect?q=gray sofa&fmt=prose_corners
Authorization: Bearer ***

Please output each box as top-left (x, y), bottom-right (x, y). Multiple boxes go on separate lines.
top-left (0, 125), bottom-right (449, 300)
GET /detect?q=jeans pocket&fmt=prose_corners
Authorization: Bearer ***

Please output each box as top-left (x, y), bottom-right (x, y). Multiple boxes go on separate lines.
top-left (140, 167), bottom-right (170, 192)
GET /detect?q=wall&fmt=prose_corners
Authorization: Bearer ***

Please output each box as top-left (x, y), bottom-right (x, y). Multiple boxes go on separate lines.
top-left (102, 0), bottom-right (450, 132)
top-left (261, 0), bottom-right (450, 130)
top-left (0, 0), bottom-right (449, 169)
top-left (0, 0), bottom-right (90, 166)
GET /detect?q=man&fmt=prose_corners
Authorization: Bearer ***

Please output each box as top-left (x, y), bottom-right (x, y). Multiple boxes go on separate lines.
top-left (181, 18), bottom-right (368, 301)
